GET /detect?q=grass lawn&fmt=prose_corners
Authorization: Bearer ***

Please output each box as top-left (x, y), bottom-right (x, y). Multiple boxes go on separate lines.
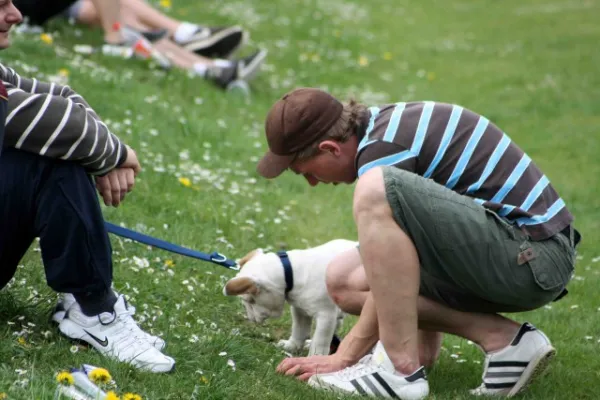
top-left (1, 0), bottom-right (599, 398)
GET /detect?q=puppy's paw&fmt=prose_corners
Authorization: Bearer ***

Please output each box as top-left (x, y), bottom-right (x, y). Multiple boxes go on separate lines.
top-left (277, 339), bottom-right (304, 354)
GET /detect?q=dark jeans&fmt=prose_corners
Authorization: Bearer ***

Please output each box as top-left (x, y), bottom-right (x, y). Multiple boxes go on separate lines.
top-left (0, 148), bottom-right (113, 294)
top-left (14, 0), bottom-right (77, 25)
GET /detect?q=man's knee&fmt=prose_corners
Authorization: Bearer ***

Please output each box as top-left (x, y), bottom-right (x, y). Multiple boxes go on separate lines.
top-left (326, 257), bottom-right (351, 305)
top-left (353, 167), bottom-right (389, 222)
top-left (325, 248), bottom-right (364, 306)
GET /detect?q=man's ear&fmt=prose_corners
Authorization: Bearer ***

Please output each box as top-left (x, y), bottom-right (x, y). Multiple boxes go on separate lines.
top-left (318, 140), bottom-right (342, 156)
top-left (223, 277), bottom-right (260, 296)
top-left (237, 248), bottom-right (263, 268)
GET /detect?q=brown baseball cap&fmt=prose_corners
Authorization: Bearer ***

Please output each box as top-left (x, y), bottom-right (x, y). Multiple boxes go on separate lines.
top-left (256, 88), bottom-right (343, 178)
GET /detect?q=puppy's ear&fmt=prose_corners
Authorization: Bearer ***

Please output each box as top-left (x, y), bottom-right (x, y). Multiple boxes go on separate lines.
top-left (223, 277), bottom-right (260, 296)
top-left (237, 248), bottom-right (263, 268)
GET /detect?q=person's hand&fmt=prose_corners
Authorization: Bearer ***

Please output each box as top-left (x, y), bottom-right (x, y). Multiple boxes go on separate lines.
top-left (95, 167), bottom-right (135, 207)
top-left (276, 354), bottom-right (351, 381)
top-left (121, 145), bottom-right (142, 176)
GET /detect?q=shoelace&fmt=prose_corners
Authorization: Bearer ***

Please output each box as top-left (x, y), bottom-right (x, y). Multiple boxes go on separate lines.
top-left (110, 314), bottom-right (156, 351)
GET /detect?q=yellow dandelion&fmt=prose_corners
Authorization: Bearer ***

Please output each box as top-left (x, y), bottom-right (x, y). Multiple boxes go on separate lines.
top-left (159, 0), bottom-right (171, 8)
top-left (178, 177), bottom-right (192, 187)
top-left (383, 52), bottom-right (393, 61)
top-left (427, 71), bottom-right (436, 81)
top-left (58, 68), bottom-right (70, 77)
top-left (200, 376), bottom-right (209, 384)
top-left (40, 33), bottom-right (53, 44)
top-left (17, 337), bottom-right (26, 345)
top-left (0, 392), bottom-right (8, 399)
top-left (164, 259), bottom-right (175, 267)
top-left (88, 367), bottom-right (112, 384)
top-left (56, 371), bottom-right (74, 386)
top-left (105, 391), bottom-right (120, 400)
top-left (358, 56), bottom-right (369, 67)
top-left (123, 394), bottom-right (142, 400)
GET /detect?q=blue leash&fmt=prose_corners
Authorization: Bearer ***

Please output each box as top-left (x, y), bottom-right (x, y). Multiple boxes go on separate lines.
top-left (104, 222), bottom-right (239, 271)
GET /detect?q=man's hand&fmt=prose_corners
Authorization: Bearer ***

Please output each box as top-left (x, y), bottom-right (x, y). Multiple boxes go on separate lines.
top-left (276, 354), bottom-right (350, 381)
top-left (96, 168), bottom-right (136, 207)
top-left (121, 145), bottom-right (142, 176)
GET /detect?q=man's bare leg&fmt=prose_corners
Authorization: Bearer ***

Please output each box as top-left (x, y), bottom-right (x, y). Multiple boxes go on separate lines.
top-left (353, 167), bottom-right (421, 375)
top-left (88, 0), bottom-right (123, 44)
top-left (121, 0), bottom-right (181, 35)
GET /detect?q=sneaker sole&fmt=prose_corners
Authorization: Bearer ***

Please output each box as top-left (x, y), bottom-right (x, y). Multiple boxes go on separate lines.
top-left (238, 49), bottom-right (268, 83)
top-left (184, 27), bottom-right (246, 58)
top-left (508, 346), bottom-right (556, 397)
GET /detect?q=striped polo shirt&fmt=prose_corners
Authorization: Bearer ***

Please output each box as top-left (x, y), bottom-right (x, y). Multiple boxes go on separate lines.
top-left (355, 102), bottom-right (573, 241)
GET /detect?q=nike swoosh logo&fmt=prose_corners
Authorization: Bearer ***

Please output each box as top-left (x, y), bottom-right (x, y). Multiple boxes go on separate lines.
top-left (84, 330), bottom-right (109, 347)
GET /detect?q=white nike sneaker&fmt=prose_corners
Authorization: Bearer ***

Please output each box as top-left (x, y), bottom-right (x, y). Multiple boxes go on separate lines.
top-left (52, 293), bottom-right (166, 351)
top-left (471, 322), bottom-right (555, 397)
top-left (58, 295), bottom-right (175, 373)
top-left (308, 342), bottom-right (429, 399)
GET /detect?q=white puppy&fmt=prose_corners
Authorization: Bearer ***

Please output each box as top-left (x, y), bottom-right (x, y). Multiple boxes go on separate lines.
top-left (223, 239), bottom-right (358, 356)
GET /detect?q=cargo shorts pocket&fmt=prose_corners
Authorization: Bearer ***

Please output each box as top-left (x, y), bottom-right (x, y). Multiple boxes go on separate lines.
top-left (517, 240), bottom-right (573, 292)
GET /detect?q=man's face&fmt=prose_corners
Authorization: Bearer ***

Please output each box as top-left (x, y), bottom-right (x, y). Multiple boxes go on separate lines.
top-left (0, 0), bottom-right (22, 49)
top-left (289, 137), bottom-right (359, 186)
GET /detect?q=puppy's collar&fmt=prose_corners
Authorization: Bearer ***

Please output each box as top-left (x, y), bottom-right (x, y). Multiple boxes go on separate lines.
top-left (276, 251), bottom-right (294, 295)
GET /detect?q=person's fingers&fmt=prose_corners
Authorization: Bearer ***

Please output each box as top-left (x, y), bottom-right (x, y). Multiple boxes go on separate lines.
top-left (125, 168), bottom-right (135, 192)
top-left (276, 357), bottom-right (302, 373)
top-left (96, 176), bottom-right (112, 206)
top-left (284, 364), bottom-right (304, 377)
top-left (108, 172), bottom-right (121, 207)
top-left (298, 371), bottom-right (315, 381)
top-left (117, 170), bottom-right (128, 201)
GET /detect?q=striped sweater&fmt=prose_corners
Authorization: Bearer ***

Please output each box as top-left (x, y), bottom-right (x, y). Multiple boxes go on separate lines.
top-left (0, 63), bottom-right (127, 175)
top-left (355, 102), bottom-right (573, 241)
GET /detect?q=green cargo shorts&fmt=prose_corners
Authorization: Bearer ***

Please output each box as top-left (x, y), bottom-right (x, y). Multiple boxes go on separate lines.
top-left (381, 166), bottom-right (576, 313)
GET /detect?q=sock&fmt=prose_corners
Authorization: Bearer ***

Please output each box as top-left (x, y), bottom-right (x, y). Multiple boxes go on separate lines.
top-left (193, 63), bottom-right (208, 77)
top-left (213, 59), bottom-right (233, 68)
top-left (174, 22), bottom-right (201, 43)
top-left (74, 288), bottom-right (117, 317)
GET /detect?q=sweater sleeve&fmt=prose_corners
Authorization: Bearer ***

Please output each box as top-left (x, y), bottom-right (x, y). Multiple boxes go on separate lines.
top-left (0, 63), bottom-right (128, 175)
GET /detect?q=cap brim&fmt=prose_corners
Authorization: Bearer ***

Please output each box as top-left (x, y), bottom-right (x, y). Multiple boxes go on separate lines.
top-left (256, 151), bottom-right (295, 179)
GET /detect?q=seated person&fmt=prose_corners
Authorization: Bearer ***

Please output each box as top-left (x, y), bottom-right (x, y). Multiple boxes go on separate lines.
top-left (1, 0), bottom-right (174, 372)
top-left (14, 0), bottom-right (267, 89)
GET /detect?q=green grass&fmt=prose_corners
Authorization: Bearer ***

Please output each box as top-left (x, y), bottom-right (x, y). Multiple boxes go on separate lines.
top-left (1, 0), bottom-right (599, 398)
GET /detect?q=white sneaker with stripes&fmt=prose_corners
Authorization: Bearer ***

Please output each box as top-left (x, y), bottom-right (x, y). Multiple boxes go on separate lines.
top-left (471, 322), bottom-right (555, 397)
top-left (308, 342), bottom-right (429, 399)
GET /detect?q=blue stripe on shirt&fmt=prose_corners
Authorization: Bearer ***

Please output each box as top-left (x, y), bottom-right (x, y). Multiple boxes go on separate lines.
top-left (382, 103), bottom-right (406, 142)
top-left (446, 116), bottom-right (489, 189)
top-left (358, 150), bottom-right (413, 177)
top-left (490, 154), bottom-right (531, 203)
top-left (358, 106), bottom-right (380, 151)
top-left (466, 133), bottom-right (511, 194)
top-left (515, 198), bottom-right (565, 226)
top-left (411, 102), bottom-right (435, 155)
top-left (423, 105), bottom-right (463, 178)
top-left (520, 175), bottom-right (550, 211)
